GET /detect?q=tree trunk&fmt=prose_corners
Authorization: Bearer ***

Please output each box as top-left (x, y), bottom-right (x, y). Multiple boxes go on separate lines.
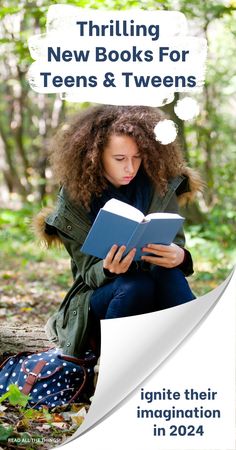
top-left (0, 325), bottom-right (53, 360)
top-left (0, 127), bottom-right (27, 196)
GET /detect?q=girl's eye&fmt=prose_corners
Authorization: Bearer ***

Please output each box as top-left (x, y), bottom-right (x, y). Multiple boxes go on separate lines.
top-left (114, 156), bottom-right (141, 161)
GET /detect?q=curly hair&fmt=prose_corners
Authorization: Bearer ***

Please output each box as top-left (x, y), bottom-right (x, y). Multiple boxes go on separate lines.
top-left (49, 105), bottom-right (186, 209)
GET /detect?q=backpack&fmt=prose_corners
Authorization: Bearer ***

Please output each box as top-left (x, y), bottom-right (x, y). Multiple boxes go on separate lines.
top-left (0, 347), bottom-right (96, 409)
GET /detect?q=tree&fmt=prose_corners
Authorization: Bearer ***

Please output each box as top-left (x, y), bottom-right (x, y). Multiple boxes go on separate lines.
top-left (0, 1), bottom-right (66, 201)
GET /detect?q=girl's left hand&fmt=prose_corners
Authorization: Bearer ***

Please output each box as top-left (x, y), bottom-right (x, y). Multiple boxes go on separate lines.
top-left (141, 243), bottom-right (185, 268)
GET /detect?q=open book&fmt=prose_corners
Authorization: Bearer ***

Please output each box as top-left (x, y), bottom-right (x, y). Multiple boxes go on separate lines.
top-left (81, 198), bottom-right (184, 261)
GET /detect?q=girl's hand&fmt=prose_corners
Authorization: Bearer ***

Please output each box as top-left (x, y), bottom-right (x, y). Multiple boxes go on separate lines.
top-left (103, 245), bottom-right (136, 274)
top-left (141, 243), bottom-right (184, 268)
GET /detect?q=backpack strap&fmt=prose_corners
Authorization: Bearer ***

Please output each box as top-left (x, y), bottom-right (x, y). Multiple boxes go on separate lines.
top-left (21, 360), bottom-right (47, 395)
top-left (68, 366), bottom-right (87, 404)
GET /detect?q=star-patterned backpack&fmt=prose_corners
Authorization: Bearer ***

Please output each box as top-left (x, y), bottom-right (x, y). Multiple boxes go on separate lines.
top-left (0, 348), bottom-right (96, 408)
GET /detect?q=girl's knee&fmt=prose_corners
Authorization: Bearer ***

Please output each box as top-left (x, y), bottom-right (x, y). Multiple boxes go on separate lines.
top-left (114, 272), bottom-right (155, 299)
top-left (151, 267), bottom-right (195, 309)
top-left (107, 272), bottom-right (155, 318)
top-left (152, 266), bottom-right (186, 282)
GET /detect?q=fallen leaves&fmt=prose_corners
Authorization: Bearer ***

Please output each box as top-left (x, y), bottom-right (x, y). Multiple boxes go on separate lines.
top-left (0, 384), bottom-right (90, 449)
top-left (0, 258), bottom-right (70, 326)
top-left (0, 401), bottom-right (89, 449)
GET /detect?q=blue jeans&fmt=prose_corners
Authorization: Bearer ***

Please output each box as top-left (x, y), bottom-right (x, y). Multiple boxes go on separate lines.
top-left (90, 267), bottom-right (195, 320)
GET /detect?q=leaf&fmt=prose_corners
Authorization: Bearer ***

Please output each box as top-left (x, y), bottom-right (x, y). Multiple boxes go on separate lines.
top-left (8, 385), bottom-right (30, 407)
top-left (0, 424), bottom-right (13, 441)
top-left (0, 404), bottom-right (7, 412)
top-left (22, 409), bottom-right (35, 419)
top-left (16, 419), bottom-right (28, 432)
top-left (42, 408), bottom-right (52, 422)
top-left (52, 413), bottom-right (64, 423)
top-left (71, 416), bottom-right (84, 426)
top-left (17, 432), bottom-right (32, 445)
top-left (61, 406), bottom-right (87, 428)
top-left (0, 384), bottom-right (30, 407)
top-left (71, 403), bottom-right (88, 412)
top-left (35, 424), bottom-right (51, 431)
top-left (0, 392), bottom-right (10, 404)
top-left (51, 422), bottom-right (68, 430)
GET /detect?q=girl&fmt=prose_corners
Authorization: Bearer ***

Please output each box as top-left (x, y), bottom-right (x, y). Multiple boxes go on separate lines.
top-left (35, 105), bottom-right (202, 357)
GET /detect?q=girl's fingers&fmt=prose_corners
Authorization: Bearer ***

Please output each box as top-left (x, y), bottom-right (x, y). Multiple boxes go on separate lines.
top-left (141, 255), bottom-right (169, 264)
top-left (104, 245), bottom-right (134, 273)
top-left (149, 244), bottom-right (172, 252)
top-left (103, 244), bottom-right (118, 267)
top-left (142, 245), bottom-right (171, 255)
top-left (113, 245), bottom-right (126, 262)
top-left (121, 248), bottom-right (136, 267)
top-left (106, 244), bottom-right (118, 257)
top-left (105, 243), bottom-right (183, 270)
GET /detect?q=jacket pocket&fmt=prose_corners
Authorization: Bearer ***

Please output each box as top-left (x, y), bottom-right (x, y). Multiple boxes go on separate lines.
top-left (45, 288), bottom-right (91, 357)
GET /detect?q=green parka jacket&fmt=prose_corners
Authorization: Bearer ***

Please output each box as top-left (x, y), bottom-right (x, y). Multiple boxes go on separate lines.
top-left (35, 167), bottom-right (202, 357)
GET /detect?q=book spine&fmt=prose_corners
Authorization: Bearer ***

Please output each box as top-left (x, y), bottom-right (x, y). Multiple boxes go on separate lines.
top-left (126, 223), bottom-right (146, 258)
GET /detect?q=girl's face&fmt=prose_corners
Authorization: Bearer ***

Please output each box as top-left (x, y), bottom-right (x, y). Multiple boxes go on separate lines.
top-left (102, 134), bottom-right (142, 188)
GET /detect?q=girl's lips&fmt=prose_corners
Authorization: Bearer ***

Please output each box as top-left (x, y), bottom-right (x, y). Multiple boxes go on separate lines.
top-left (123, 176), bottom-right (133, 181)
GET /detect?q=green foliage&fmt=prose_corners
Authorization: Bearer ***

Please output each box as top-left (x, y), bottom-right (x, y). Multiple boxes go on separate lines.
top-left (186, 227), bottom-right (235, 296)
top-left (0, 205), bottom-right (38, 262)
top-left (188, 206), bottom-right (236, 248)
top-left (0, 424), bottom-right (14, 441)
top-left (22, 406), bottom-right (53, 423)
top-left (0, 384), bottom-right (30, 408)
top-left (0, 205), bottom-right (67, 268)
top-left (0, 206), bottom-right (33, 239)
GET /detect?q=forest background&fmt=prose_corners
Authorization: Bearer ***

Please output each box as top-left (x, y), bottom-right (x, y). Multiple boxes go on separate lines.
top-left (0, 0), bottom-right (235, 328)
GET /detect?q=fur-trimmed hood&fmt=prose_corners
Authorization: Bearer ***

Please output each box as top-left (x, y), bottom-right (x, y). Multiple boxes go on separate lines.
top-left (32, 207), bottom-right (62, 248)
top-left (177, 167), bottom-right (204, 206)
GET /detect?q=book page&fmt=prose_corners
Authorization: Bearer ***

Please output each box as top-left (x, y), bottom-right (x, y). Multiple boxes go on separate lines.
top-left (102, 199), bottom-right (144, 222)
top-left (144, 212), bottom-right (183, 222)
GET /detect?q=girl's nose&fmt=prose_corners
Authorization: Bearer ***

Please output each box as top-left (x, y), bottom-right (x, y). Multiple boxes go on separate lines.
top-left (125, 160), bottom-right (134, 173)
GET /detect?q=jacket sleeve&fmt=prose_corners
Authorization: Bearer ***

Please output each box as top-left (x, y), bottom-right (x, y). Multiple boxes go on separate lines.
top-left (45, 208), bottom-right (113, 290)
top-left (57, 229), bottom-right (112, 290)
top-left (164, 193), bottom-right (194, 276)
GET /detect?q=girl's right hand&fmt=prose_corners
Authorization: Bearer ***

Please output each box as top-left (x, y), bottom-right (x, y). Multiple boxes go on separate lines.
top-left (103, 245), bottom-right (136, 274)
